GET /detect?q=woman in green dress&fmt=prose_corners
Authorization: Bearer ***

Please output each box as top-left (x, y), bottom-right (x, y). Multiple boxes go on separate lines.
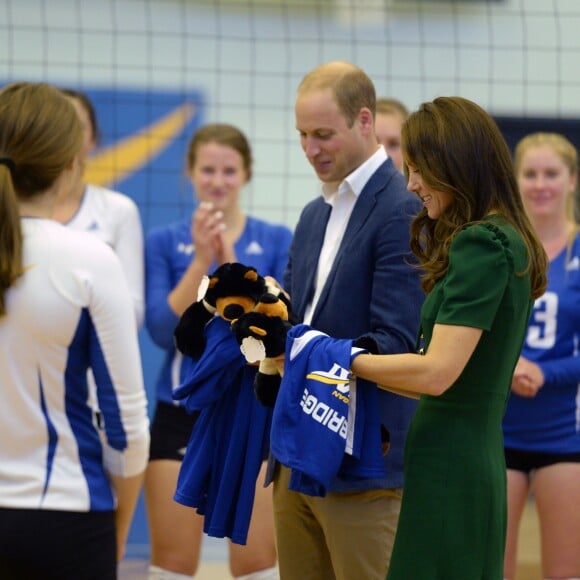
top-left (351, 96), bottom-right (548, 579)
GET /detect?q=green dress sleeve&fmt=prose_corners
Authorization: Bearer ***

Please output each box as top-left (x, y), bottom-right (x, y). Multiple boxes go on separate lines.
top-left (436, 223), bottom-right (515, 331)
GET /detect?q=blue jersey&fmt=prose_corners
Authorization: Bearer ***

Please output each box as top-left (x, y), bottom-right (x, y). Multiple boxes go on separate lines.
top-left (173, 317), bottom-right (271, 544)
top-left (145, 215), bottom-right (292, 406)
top-left (271, 324), bottom-right (385, 496)
top-left (503, 233), bottom-right (580, 454)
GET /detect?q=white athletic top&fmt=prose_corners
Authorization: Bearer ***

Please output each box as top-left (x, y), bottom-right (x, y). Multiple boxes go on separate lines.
top-left (0, 219), bottom-right (149, 512)
top-left (66, 184), bottom-right (144, 327)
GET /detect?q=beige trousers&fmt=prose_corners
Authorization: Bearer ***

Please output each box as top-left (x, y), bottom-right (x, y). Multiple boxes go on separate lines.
top-left (273, 465), bottom-right (402, 580)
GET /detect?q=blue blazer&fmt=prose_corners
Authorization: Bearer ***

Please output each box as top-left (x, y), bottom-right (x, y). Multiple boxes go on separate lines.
top-left (283, 158), bottom-right (424, 491)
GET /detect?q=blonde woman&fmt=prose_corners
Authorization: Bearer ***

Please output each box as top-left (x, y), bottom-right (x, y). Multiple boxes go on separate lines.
top-left (503, 132), bottom-right (580, 580)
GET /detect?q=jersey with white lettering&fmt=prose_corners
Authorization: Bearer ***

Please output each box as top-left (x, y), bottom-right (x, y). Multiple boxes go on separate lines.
top-left (65, 184), bottom-right (144, 327)
top-left (503, 233), bottom-right (580, 453)
top-left (271, 324), bottom-right (385, 496)
top-left (145, 215), bottom-right (292, 406)
top-left (0, 219), bottom-right (149, 512)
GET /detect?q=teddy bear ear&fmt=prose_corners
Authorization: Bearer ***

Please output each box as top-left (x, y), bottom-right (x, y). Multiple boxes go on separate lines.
top-left (244, 269), bottom-right (258, 282)
top-left (197, 275), bottom-right (211, 302)
top-left (174, 301), bottom-right (214, 359)
top-left (208, 275), bottom-right (219, 289)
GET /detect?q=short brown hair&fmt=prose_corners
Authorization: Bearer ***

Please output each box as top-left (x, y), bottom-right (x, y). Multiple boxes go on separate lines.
top-left (298, 61), bottom-right (376, 127)
top-left (376, 97), bottom-right (409, 120)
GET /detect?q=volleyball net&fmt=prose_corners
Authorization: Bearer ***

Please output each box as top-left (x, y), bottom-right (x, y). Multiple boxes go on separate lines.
top-left (1, 0), bottom-right (579, 231)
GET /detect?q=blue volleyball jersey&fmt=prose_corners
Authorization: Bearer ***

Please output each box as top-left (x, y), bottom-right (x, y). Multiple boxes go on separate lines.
top-left (173, 317), bottom-right (271, 544)
top-left (271, 324), bottom-right (385, 496)
top-left (145, 215), bottom-right (292, 406)
top-left (503, 234), bottom-right (580, 453)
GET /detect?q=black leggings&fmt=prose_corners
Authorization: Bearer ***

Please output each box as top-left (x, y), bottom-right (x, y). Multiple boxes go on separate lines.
top-left (0, 508), bottom-right (116, 580)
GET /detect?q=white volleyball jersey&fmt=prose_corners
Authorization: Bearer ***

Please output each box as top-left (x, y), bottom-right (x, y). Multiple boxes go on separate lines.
top-left (0, 218), bottom-right (149, 512)
top-left (66, 184), bottom-right (144, 327)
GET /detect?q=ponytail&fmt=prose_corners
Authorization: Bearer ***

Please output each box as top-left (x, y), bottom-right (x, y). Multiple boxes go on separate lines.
top-left (0, 82), bottom-right (82, 317)
top-left (0, 164), bottom-right (22, 315)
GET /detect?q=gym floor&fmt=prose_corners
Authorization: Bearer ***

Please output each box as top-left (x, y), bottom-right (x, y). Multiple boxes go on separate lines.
top-left (119, 498), bottom-right (542, 579)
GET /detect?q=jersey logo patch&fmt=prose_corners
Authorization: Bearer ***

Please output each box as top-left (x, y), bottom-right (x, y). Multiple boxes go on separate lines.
top-left (177, 242), bottom-right (194, 255)
top-left (566, 255), bottom-right (579, 271)
top-left (245, 241), bottom-right (264, 255)
top-left (306, 363), bottom-right (350, 391)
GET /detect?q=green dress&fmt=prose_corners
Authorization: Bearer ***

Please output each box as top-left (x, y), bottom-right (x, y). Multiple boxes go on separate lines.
top-left (387, 217), bottom-right (533, 580)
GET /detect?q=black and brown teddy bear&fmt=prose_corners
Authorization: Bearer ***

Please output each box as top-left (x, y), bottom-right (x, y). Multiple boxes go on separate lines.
top-left (174, 262), bottom-right (268, 360)
top-left (231, 286), bottom-right (295, 407)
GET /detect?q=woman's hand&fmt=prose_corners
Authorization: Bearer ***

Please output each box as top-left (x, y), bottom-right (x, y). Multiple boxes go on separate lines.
top-left (190, 201), bottom-right (226, 268)
top-left (215, 228), bottom-right (237, 265)
top-left (511, 356), bottom-right (544, 397)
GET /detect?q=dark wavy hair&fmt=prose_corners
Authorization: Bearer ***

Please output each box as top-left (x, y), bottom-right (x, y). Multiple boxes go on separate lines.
top-left (402, 96), bottom-right (547, 299)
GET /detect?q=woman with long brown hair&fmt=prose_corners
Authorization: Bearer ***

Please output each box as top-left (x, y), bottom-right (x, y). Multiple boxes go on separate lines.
top-left (350, 96), bottom-right (548, 579)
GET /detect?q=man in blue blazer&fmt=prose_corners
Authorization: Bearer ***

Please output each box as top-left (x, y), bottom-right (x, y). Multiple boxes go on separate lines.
top-left (272, 61), bottom-right (424, 580)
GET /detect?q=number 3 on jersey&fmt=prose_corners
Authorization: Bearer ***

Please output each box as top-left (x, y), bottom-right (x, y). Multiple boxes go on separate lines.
top-left (526, 291), bottom-right (558, 349)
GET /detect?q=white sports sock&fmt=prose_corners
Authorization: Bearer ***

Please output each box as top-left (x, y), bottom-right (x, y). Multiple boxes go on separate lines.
top-left (234, 565), bottom-right (279, 580)
top-left (148, 564), bottom-right (193, 579)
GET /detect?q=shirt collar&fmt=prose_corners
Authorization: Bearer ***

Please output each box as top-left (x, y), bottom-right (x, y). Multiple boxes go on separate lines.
top-left (322, 146), bottom-right (387, 204)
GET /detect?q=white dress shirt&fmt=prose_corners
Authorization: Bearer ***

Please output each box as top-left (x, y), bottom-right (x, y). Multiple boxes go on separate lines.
top-left (304, 146), bottom-right (387, 324)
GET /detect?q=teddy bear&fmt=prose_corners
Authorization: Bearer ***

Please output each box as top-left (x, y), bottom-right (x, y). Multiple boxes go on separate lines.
top-left (174, 262), bottom-right (269, 360)
top-left (231, 286), bottom-right (294, 407)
